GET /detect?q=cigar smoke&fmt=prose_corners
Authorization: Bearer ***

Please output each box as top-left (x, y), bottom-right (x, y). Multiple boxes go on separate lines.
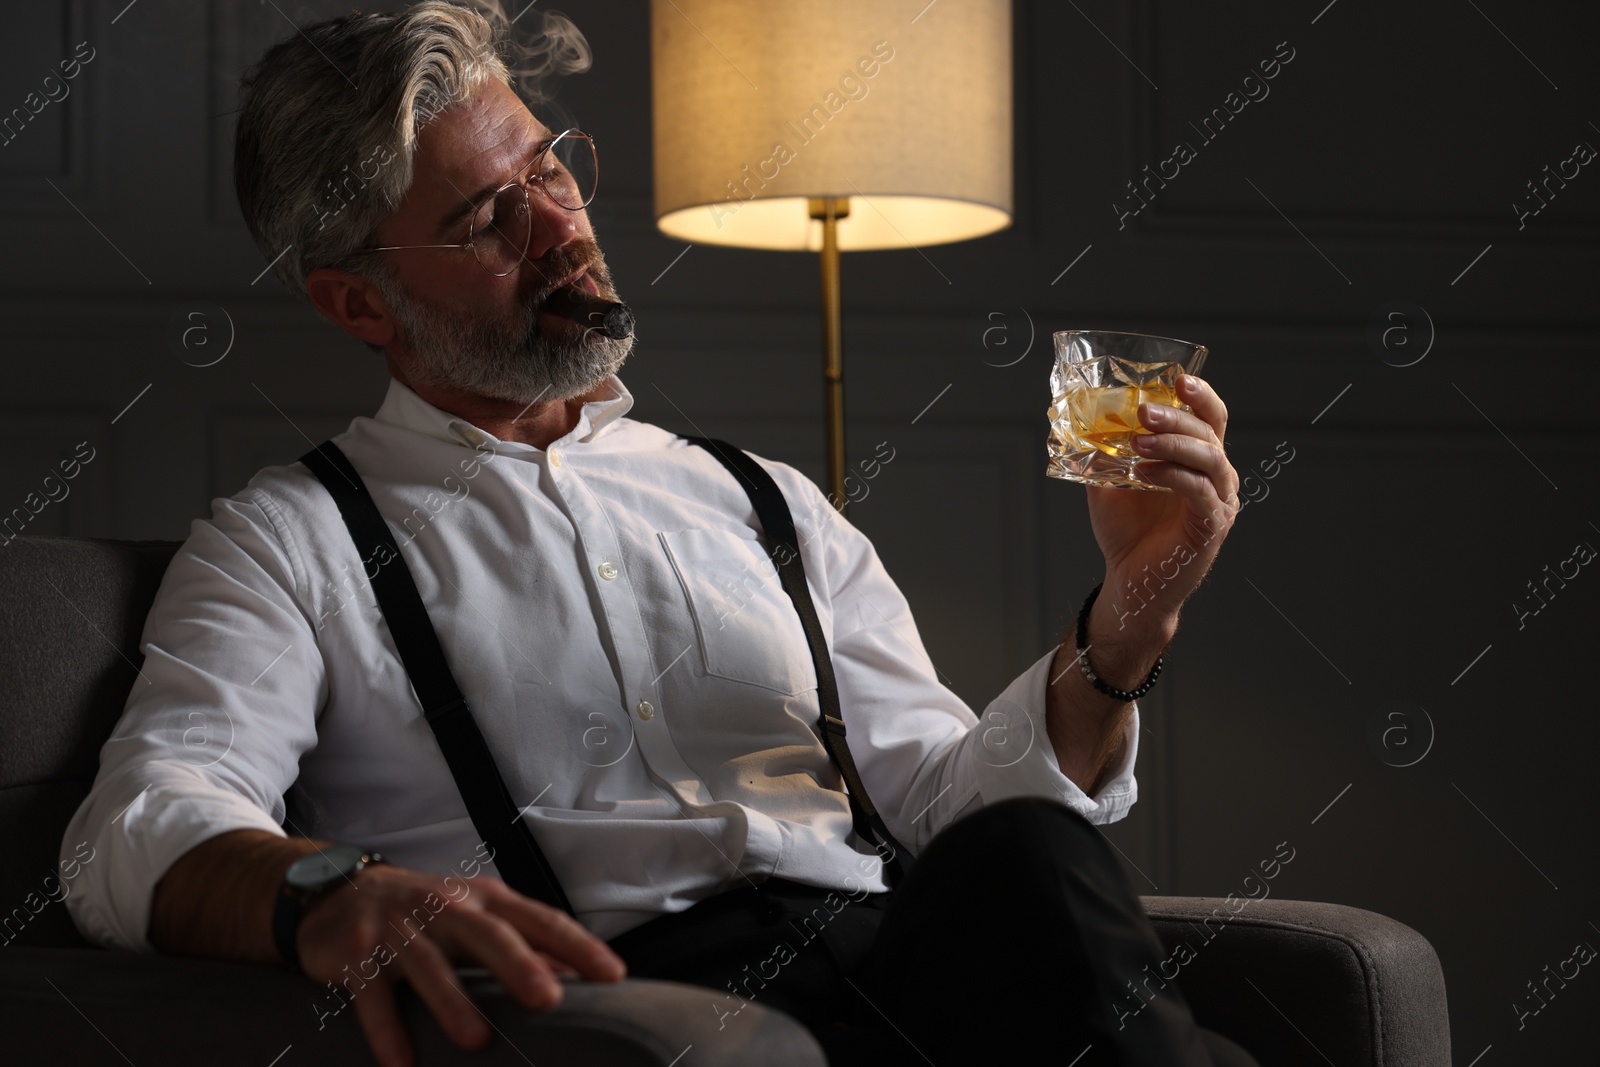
top-left (462, 1), bottom-right (593, 132)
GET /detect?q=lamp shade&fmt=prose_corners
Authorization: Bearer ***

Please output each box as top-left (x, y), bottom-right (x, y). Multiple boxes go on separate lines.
top-left (650, 0), bottom-right (1012, 251)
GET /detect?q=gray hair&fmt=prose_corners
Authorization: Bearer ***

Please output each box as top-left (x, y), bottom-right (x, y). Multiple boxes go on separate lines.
top-left (233, 1), bottom-right (591, 306)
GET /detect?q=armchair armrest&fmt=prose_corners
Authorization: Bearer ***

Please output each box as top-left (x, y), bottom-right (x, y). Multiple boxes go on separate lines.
top-left (0, 947), bottom-right (826, 1066)
top-left (1141, 896), bottom-right (1450, 1067)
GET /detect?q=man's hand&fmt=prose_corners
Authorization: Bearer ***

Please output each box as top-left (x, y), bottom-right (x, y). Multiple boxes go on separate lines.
top-left (297, 863), bottom-right (626, 1067)
top-left (1044, 373), bottom-right (1238, 793)
top-left (148, 830), bottom-right (626, 1067)
top-left (1086, 373), bottom-right (1240, 630)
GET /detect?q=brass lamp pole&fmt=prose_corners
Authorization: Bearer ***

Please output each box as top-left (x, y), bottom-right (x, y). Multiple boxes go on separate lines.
top-left (810, 196), bottom-right (849, 513)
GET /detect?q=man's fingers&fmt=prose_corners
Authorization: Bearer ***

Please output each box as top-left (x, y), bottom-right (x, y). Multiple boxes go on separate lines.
top-left (1129, 459), bottom-right (1215, 503)
top-left (1135, 382), bottom-right (1240, 513)
top-left (426, 905), bottom-right (565, 1011)
top-left (1140, 401), bottom-right (1217, 448)
top-left (488, 888), bottom-right (626, 982)
top-left (1176, 373), bottom-right (1227, 442)
top-left (392, 931), bottom-right (494, 1050)
top-left (1136, 460), bottom-right (1240, 539)
top-left (350, 977), bottom-right (416, 1067)
top-left (1133, 431), bottom-right (1235, 494)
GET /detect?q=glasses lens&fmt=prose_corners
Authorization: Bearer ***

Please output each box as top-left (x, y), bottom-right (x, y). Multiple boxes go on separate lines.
top-left (474, 185), bottom-right (532, 277)
top-left (543, 133), bottom-right (597, 210)
top-left (469, 133), bottom-right (598, 276)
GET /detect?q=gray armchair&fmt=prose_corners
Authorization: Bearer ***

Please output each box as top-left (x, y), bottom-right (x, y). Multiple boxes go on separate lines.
top-left (0, 537), bottom-right (1451, 1065)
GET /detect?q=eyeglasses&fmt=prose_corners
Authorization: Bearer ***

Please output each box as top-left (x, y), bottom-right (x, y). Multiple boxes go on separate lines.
top-left (352, 128), bottom-right (598, 277)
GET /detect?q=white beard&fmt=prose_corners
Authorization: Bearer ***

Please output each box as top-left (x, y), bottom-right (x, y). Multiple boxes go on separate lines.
top-left (370, 240), bottom-right (633, 405)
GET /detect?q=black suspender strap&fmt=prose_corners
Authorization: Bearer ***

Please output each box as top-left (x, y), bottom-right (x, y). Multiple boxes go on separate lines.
top-left (298, 441), bottom-right (575, 916)
top-left (682, 436), bottom-right (914, 885)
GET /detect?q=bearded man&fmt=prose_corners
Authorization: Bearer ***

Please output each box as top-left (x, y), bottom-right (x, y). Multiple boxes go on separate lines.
top-left (62, 4), bottom-right (1250, 1065)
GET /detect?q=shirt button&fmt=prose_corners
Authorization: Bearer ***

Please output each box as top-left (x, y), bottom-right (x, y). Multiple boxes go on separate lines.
top-left (598, 561), bottom-right (619, 581)
top-left (636, 700), bottom-right (655, 721)
top-left (549, 449), bottom-right (562, 467)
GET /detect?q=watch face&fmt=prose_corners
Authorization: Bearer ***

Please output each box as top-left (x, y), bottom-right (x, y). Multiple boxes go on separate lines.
top-left (286, 843), bottom-right (367, 891)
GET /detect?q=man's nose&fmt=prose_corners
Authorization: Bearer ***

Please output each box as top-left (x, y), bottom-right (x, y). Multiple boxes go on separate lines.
top-left (522, 185), bottom-right (583, 264)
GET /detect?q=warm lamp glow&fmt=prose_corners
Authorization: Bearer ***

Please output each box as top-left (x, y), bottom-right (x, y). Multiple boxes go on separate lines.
top-left (657, 195), bottom-right (1011, 252)
top-left (650, 0), bottom-right (1013, 251)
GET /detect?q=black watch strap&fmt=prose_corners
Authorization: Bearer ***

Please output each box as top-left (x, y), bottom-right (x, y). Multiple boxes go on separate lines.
top-left (271, 881), bottom-right (309, 972)
top-left (272, 850), bottom-right (384, 972)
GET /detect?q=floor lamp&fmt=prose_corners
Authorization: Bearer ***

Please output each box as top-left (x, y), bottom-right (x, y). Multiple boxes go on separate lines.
top-left (650, 0), bottom-right (1012, 511)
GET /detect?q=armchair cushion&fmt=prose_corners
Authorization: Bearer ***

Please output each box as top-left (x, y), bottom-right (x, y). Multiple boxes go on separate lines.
top-left (1142, 895), bottom-right (1450, 1067)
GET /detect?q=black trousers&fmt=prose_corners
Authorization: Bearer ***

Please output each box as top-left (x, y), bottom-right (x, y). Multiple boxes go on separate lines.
top-left (607, 797), bottom-right (1260, 1066)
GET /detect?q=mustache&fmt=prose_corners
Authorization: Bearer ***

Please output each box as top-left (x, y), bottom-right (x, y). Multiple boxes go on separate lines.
top-left (525, 239), bottom-right (605, 305)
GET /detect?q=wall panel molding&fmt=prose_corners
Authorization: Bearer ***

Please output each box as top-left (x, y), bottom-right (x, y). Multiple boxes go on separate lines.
top-left (0, 1), bottom-right (103, 214)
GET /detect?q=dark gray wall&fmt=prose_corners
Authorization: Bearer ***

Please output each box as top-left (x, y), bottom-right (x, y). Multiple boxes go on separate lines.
top-left (3, 0), bottom-right (1597, 1060)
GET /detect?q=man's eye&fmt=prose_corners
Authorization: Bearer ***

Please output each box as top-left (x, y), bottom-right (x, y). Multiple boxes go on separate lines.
top-left (470, 206), bottom-right (495, 236)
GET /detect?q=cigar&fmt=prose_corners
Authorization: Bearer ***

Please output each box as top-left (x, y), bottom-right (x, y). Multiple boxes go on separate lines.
top-left (543, 283), bottom-right (635, 340)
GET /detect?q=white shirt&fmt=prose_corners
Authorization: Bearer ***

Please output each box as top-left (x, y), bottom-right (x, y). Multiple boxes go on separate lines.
top-left (62, 375), bottom-right (1138, 949)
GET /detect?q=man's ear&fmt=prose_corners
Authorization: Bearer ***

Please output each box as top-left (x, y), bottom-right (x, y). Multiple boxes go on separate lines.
top-left (306, 266), bottom-right (397, 350)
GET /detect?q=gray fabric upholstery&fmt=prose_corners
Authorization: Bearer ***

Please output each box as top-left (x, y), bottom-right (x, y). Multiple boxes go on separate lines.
top-left (0, 537), bottom-right (174, 950)
top-left (0, 536), bottom-right (1450, 1064)
top-left (1144, 896), bottom-right (1451, 1066)
top-left (0, 947), bottom-right (826, 1065)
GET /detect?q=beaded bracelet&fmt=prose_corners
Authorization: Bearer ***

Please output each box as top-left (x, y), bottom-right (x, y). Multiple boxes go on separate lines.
top-left (1074, 582), bottom-right (1164, 702)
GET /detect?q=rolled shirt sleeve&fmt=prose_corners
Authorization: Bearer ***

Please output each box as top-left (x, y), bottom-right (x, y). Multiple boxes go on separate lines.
top-left (963, 644), bottom-right (1139, 823)
top-left (59, 488), bottom-right (325, 952)
top-left (785, 473), bottom-right (1139, 861)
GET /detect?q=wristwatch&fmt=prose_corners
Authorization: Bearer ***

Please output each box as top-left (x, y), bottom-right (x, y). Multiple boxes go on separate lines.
top-left (272, 844), bottom-right (384, 972)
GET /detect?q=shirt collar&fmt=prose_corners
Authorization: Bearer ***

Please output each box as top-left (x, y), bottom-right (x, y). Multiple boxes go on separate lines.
top-left (372, 374), bottom-right (635, 452)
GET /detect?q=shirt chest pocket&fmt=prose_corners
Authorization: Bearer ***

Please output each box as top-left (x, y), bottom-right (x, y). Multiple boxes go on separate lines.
top-left (660, 528), bottom-right (820, 697)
